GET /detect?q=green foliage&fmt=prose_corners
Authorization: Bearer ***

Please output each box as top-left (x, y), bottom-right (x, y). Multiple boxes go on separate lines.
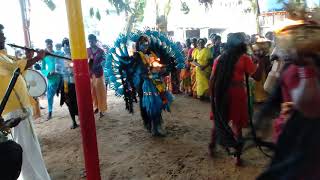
top-left (198, 0), bottom-right (213, 8)
top-left (131, 0), bottom-right (146, 23)
top-left (42, 0), bottom-right (56, 11)
top-left (164, 0), bottom-right (172, 17)
top-left (89, 7), bottom-right (102, 21)
top-left (106, 0), bottom-right (145, 22)
top-left (96, 10), bottom-right (102, 20)
top-left (277, 0), bottom-right (305, 3)
top-left (108, 0), bottom-right (131, 15)
top-left (90, 7), bottom-right (95, 17)
top-left (198, 0), bottom-right (259, 14)
top-left (180, 1), bottom-right (190, 14)
top-left (106, 0), bottom-right (146, 33)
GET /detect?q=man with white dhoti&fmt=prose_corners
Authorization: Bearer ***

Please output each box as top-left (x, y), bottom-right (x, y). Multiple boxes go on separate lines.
top-left (0, 24), bottom-right (51, 180)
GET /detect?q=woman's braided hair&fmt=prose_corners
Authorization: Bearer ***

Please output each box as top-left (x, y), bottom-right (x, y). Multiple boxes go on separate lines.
top-left (211, 32), bottom-right (248, 147)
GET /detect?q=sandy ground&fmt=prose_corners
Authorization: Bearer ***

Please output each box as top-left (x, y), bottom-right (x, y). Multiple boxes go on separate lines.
top-left (33, 91), bottom-right (272, 180)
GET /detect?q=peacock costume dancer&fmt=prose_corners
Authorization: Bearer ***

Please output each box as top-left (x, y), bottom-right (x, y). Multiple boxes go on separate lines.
top-left (105, 30), bottom-right (185, 136)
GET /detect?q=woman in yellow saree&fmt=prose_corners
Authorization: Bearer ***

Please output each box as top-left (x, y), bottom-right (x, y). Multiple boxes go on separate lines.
top-left (193, 39), bottom-right (212, 100)
top-left (190, 38), bottom-right (198, 98)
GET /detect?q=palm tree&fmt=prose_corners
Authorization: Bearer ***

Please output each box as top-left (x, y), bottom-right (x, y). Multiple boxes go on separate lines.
top-left (249, 0), bottom-right (261, 34)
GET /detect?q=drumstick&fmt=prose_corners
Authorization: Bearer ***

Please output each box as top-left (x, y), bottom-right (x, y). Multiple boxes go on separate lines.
top-left (7, 44), bottom-right (72, 61)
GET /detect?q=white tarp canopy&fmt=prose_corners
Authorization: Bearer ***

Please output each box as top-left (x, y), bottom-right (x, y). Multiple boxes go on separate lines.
top-left (167, 0), bottom-right (257, 35)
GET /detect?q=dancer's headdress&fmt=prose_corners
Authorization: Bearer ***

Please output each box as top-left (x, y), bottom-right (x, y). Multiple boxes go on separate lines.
top-left (275, 2), bottom-right (320, 53)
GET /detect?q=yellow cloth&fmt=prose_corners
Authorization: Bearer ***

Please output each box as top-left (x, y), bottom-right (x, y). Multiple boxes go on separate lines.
top-left (0, 50), bottom-right (31, 116)
top-left (154, 80), bottom-right (166, 93)
top-left (30, 97), bottom-right (41, 119)
top-left (191, 48), bottom-right (199, 60)
top-left (138, 51), bottom-right (167, 93)
top-left (191, 49), bottom-right (198, 96)
top-left (91, 75), bottom-right (107, 112)
top-left (191, 68), bottom-right (197, 96)
top-left (64, 81), bottom-right (69, 93)
top-left (138, 51), bottom-right (158, 66)
top-left (193, 48), bottom-right (212, 97)
top-left (254, 71), bottom-right (269, 103)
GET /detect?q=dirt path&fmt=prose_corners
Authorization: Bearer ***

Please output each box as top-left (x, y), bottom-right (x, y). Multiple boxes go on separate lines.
top-left (34, 92), bottom-right (269, 180)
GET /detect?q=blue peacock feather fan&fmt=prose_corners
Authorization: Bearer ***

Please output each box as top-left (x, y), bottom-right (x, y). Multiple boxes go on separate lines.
top-left (105, 30), bottom-right (185, 98)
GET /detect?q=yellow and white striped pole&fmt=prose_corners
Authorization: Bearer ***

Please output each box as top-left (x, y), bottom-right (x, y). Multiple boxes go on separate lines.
top-left (65, 1), bottom-right (101, 179)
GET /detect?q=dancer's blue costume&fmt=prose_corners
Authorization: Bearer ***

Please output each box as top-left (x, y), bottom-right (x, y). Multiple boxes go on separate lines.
top-left (105, 30), bottom-right (185, 136)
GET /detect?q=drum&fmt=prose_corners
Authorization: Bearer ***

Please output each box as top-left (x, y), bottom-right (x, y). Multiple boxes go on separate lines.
top-left (23, 69), bottom-right (47, 97)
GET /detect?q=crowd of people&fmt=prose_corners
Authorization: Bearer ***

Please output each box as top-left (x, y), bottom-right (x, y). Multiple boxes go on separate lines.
top-left (151, 32), bottom-right (273, 166)
top-left (165, 22), bottom-right (320, 177)
top-left (1, 4), bottom-right (320, 179)
top-left (0, 24), bottom-right (109, 179)
top-left (168, 32), bottom-right (272, 104)
top-left (31, 34), bottom-right (108, 129)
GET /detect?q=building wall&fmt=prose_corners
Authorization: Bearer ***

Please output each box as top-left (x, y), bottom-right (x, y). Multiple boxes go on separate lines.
top-left (259, 11), bottom-right (288, 35)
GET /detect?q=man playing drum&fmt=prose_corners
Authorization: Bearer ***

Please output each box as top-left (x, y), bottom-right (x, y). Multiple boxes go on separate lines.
top-left (0, 24), bottom-right (51, 180)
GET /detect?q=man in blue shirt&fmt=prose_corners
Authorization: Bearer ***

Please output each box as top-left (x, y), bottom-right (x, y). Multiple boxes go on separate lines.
top-left (54, 43), bottom-right (65, 75)
top-left (41, 39), bottom-right (61, 120)
top-left (58, 38), bottom-right (79, 129)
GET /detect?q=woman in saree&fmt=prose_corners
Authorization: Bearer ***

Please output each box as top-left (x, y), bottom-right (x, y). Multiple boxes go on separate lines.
top-left (193, 38), bottom-right (212, 100)
top-left (180, 39), bottom-right (192, 95)
top-left (190, 38), bottom-right (198, 98)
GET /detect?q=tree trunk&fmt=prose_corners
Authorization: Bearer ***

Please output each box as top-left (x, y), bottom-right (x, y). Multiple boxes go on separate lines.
top-left (19, 0), bottom-right (31, 47)
top-left (125, 15), bottom-right (135, 35)
top-left (19, 0), bottom-right (42, 119)
top-left (159, 18), bottom-right (168, 32)
top-left (254, 0), bottom-right (261, 35)
top-left (256, 13), bottom-right (261, 35)
top-left (155, 0), bottom-right (169, 33)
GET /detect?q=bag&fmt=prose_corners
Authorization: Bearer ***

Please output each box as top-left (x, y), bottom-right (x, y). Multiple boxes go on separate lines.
top-left (0, 140), bottom-right (23, 180)
top-left (264, 60), bottom-right (284, 94)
